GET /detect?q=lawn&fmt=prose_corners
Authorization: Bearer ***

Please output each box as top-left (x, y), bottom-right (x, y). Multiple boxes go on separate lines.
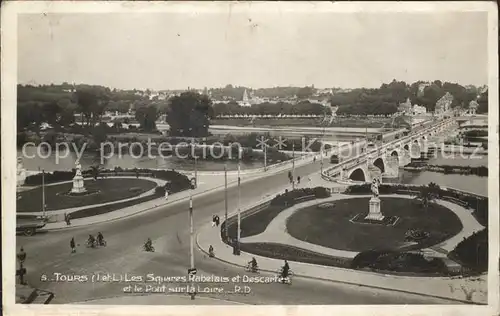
top-left (286, 197), bottom-right (463, 252)
top-left (227, 205), bottom-right (287, 239)
top-left (17, 178), bottom-right (157, 212)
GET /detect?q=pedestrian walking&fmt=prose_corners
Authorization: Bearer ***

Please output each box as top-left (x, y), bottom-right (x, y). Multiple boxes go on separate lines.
top-left (17, 247), bottom-right (27, 285)
top-left (66, 213), bottom-right (72, 226)
top-left (70, 237), bottom-right (76, 253)
top-left (212, 215), bottom-right (216, 227)
top-left (297, 176), bottom-right (301, 184)
top-left (215, 215), bottom-right (220, 227)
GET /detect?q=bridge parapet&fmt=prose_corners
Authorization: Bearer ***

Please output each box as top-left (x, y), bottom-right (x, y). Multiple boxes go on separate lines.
top-left (322, 118), bottom-right (455, 182)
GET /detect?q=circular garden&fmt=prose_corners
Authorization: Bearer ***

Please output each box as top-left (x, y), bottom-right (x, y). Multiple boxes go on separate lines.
top-left (17, 178), bottom-right (157, 212)
top-left (286, 197), bottom-right (463, 252)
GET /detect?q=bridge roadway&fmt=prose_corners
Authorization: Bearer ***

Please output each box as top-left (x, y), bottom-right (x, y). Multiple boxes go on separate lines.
top-left (16, 123), bottom-right (458, 305)
top-left (323, 118), bottom-right (456, 180)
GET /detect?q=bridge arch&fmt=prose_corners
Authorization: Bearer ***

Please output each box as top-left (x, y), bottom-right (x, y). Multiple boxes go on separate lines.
top-left (349, 168), bottom-right (367, 182)
top-left (373, 157), bottom-right (385, 173)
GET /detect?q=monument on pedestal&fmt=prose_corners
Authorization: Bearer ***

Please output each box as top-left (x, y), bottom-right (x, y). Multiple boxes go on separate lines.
top-left (71, 160), bottom-right (87, 194)
top-left (17, 157), bottom-right (26, 187)
top-left (365, 178), bottom-right (384, 221)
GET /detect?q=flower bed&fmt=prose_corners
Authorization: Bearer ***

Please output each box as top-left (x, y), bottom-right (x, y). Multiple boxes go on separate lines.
top-left (448, 228), bottom-right (488, 273)
top-left (351, 250), bottom-right (450, 275)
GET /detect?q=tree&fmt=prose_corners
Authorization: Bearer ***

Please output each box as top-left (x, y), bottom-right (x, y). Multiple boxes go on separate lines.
top-left (74, 87), bottom-right (109, 127)
top-left (135, 105), bottom-right (158, 131)
top-left (41, 101), bottom-right (61, 127)
top-left (415, 182), bottom-right (440, 208)
top-left (89, 165), bottom-right (102, 180)
top-left (17, 102), bottom-right (44, 134)
top-left (296, 86), bottom-right (314, 99)
top-left (477, 91), bottom-right (488, 114)
top-left (166, 92), bottom-right (212, 137)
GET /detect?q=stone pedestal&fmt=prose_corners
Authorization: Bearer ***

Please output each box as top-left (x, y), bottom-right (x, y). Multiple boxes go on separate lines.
top-left (71, 174), bottom-right (86, 194)
top-left (365, 197), bottom-right (384, 221)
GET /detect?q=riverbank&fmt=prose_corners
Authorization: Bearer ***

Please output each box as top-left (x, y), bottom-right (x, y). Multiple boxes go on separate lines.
top-left (403, 164), bottom-right (488, 177)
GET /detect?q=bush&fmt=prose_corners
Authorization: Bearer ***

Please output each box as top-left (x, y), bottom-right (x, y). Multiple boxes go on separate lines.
top-left (24, 170), bottom-right (83, 185)
top-left (351, 250), bottom-right (386, 269)
top-left (154, 185), bottom-right (166, 196)
top-left (449, 229), bottom-right (488, 272)
top-left (270, 187), bottom-right (331, 207)
top-left (352, 250), bottom-right (448, 274)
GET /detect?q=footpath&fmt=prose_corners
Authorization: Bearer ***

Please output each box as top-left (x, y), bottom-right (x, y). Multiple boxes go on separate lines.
top-left (196, 181), bottom-right (488, 304)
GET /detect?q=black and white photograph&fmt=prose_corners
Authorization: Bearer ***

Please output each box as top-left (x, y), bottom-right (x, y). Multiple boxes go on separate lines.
top-left (2, 1), bottom-right (498, 314)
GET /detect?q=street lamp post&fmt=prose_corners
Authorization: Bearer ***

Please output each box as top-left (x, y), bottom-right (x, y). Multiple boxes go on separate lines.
top-left (292, 143), bottom-right (295, 190)
top-left (264, 145), bottom-right (267, 171)
top-left (194, 156), bottom-right (198, 187)
top-left (236, 163), bottom-right (241, 255)
top-left (42, 169), bottom-right (46, 218)
top-left (188, 192), bottom-right (196, 300)
top-left (224, 164), bottom-right (228, 241)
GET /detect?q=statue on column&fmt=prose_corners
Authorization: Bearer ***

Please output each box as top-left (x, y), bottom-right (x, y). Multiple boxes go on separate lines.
top-left (75, 159), bottom-right (82, 177)
top-left (71, 159), bottom-right (86, 194)
top-left (371, 177), bottom-right (380, 198)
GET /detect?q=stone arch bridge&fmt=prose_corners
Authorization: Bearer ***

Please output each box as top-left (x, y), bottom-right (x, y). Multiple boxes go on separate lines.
top-left (323, 118), bottom-right (456, 183)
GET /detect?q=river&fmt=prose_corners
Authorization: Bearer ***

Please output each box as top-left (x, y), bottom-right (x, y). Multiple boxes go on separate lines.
top-left (384, 153), bottom-right (488, 196)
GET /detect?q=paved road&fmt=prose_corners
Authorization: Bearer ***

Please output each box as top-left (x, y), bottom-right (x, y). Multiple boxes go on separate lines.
top-left (16, 145), bottom-right (459, 305)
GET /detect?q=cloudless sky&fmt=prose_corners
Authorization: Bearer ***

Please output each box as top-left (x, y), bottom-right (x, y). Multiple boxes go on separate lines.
top-left (17, 9), bottom-right (488, 90)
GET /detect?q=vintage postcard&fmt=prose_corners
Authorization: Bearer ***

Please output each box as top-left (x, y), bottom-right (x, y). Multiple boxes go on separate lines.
top-left (1, 1), bottom-right (499, 316)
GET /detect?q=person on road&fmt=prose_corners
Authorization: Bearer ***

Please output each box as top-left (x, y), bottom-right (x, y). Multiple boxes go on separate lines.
top-left (97, 232), bottom-right (104, 246)
top-left (65, 213), bottom-right (71, 226)
top-left (297, 176), bottom-right (301, 184)
top-left (248, 257), bottom-right (258, 270)
top-left (281, 260), bottom-right (290, 279)
top-left (88, 234), bottom-right (95, 247)
top-left (208, 245), bottom-right (214, 257)
top-left (215, 215), bottom-right (220, 227)
top-left (70, 237), bottom-right (76, 253)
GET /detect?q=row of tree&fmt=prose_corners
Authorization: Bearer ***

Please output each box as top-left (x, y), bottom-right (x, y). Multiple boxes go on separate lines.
top-left (212, 100), bottom-right (329, 116)
top-left (209, 84), bottom-right (316, 100)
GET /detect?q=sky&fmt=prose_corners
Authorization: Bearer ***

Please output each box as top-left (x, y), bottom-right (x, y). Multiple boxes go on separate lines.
top-left (17, 9), bottom-right (488, 90)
